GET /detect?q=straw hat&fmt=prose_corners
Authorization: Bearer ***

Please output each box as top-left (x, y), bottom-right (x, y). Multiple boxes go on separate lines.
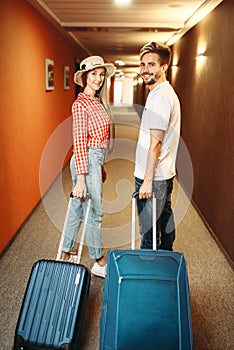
top-left (74, 56), bottom-right (116, 86)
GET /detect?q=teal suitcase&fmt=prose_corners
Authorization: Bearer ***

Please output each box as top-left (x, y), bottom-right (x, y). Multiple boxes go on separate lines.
top-left (100, 193), bottom-right (193, 349)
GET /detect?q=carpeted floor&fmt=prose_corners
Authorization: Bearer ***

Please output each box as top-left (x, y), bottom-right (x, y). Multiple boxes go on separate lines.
top-left (0, 105), bottom-right (233, 349)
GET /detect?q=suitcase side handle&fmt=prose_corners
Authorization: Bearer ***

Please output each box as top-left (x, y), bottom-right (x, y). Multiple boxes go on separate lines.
top-left (131, 192), bottom-right (157, 250)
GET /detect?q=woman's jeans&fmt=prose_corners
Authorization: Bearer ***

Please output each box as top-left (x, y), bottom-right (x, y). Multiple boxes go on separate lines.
top-left (62, 148), bottom-right (106, 260)
top-left (135, 177), bottom-right (175, 250)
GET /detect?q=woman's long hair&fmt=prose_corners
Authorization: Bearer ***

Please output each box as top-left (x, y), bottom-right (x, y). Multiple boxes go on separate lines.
top-left (81, 69), bottom-right (115, 151)
top-left (81, 69), bottom-right (108, 104)
top-left (81, 69), bottom-right (113, 117)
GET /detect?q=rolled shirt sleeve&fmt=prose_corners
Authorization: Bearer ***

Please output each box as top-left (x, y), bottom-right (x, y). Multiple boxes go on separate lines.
top-left (72, 101), bottom-right (89, 174)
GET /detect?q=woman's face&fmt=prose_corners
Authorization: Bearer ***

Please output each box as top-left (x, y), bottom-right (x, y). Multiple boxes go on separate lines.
top-left (86, 67), bottom-right (106, 93)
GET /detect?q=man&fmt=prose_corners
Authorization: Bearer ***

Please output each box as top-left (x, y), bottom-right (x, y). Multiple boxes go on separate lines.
top-left (134, 42), bottom-right (181, 250)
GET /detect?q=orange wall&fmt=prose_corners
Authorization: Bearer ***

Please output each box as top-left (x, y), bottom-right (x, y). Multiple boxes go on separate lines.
top-left (0, 0), bottom-right (86, 253)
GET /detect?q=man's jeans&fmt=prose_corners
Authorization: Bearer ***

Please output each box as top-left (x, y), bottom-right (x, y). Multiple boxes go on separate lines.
top-left (135, 177), bottom-right (175, 250)
top-left (62, 148), bottom-right (106, 260)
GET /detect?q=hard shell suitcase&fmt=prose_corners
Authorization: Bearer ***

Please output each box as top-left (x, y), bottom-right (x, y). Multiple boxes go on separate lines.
top-left (13, 193), bottom-right (92, 350)
top-left (100, 192), bottom-right (193, 350)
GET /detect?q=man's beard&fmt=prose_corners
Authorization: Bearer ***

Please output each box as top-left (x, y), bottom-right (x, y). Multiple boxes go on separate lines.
top-left (143, 72), bottom-right (161, 85)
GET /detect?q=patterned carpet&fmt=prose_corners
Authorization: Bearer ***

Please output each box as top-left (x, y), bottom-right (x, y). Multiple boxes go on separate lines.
top-left (0, 106), bottom-right (233, 349)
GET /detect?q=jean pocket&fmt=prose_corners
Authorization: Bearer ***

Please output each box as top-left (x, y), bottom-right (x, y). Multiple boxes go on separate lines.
top-left (154, 181), bottom-right (167, 201)
top-left (89, 148), bottom-right (106, 166)
top-left (135, 177), bottom-right (143, 191)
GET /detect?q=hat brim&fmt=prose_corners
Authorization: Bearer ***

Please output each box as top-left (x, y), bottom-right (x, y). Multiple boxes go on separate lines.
top-left (74, 63), bottom-right (116, 86)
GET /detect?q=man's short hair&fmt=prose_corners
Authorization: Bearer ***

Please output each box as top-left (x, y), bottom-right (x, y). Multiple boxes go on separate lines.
top-left (140, 42), bottom-right (171, 66)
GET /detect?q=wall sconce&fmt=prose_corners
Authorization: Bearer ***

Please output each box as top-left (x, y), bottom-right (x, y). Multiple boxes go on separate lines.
top-left (171, 65), bottom-right (178, 70)
top-left (196, 53), bottom-right (206, 62)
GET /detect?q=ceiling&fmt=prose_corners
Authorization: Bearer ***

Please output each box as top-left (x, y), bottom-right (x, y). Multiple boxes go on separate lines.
top-left (27, 0), bottom-right (223, 77)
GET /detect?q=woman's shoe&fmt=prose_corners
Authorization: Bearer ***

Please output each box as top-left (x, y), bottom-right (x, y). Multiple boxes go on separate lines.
top-left (61, 251), bottom-right (71, 261)
top-left (91, 262), bottom-right (106, 278)
top-left (60, 253), bottom-right (77, 263)
top-left (68, 255), bottom-right (76, 263)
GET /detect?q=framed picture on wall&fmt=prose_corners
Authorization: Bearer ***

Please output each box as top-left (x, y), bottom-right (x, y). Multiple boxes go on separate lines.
top-left (45, 58), bottom-right (54, 91)
top-left (64, 66), bottom-right (70, 90)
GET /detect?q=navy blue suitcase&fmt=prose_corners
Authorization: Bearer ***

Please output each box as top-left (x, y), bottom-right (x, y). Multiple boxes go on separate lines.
top-left (100, 193), bottom-right (193, 350)
top-left (13, 194), bottom-right (91, 350)
top-left (14, 260), bottom-right (90, 349)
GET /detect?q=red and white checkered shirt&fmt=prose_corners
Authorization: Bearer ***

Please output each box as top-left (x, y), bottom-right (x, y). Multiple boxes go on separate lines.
top-left (72, 93), bottom-right (110, 174)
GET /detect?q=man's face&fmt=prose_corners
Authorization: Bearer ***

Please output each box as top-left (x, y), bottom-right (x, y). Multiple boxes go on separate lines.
top-left (140, 52), bottom-right (167, 88)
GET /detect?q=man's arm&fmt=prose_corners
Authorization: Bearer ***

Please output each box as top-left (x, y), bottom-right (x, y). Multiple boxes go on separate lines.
top-left (139, 129), bottom-right (165, 199)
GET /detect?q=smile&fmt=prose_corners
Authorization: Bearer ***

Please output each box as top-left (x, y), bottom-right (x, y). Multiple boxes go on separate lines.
top-left (143, 74), bottom-right (152, 78)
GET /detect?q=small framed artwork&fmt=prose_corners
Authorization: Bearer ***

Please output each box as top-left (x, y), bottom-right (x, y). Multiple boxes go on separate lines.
top-left (64, 66), bottom-right (70, 90)
top-left (45, 58), bottom-right (54, 91)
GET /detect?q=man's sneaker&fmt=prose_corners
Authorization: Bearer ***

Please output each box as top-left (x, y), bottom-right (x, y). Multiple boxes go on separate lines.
top-left (91, 262), bottom-right (106, 278)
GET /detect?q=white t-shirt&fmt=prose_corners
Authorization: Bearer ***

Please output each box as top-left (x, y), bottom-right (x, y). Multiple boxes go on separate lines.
top-left (134, 81), bottom-right (181, 181)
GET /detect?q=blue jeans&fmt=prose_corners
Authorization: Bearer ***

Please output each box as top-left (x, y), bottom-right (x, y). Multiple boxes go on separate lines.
top-left (135, 177), bottom-right (175, 250)
top-left (62, 148), bottom-right (106, 260)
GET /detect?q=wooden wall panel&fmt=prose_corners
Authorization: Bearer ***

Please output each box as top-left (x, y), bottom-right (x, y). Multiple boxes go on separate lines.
top-left (171, 0), bottom-right (234, 264)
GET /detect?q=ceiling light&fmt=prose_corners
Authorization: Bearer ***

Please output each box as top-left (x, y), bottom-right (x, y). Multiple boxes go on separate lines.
top-left (115, 0), bottom-right (131, 4)
top-left (115, 60), bottom-right (125, 66)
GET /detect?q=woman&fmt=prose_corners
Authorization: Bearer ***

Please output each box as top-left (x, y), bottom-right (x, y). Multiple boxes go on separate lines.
top-left (61, 56), bottom-right (116, 278)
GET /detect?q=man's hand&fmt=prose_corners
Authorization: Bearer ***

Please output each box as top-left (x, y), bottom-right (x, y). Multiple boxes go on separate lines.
top-left (139, 177), bottom-right (153, 199)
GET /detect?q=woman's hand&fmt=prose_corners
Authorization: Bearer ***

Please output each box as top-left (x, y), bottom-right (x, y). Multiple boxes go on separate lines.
top-left (102, 166), bottom-right (107, 183)
top-left (107, 122), bottom-right (115, 154)
top-left (107, 138), bottom-right (115, 154)
top-left (73, 175), bottom-right (87, 198)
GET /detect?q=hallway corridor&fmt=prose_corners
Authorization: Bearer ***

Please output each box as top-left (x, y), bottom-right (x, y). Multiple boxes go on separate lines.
top-left (0, 106), bottom-right (233, 349)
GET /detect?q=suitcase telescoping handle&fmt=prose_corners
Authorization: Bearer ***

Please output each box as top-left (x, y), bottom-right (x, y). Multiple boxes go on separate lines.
top-left (131, 191), bottom-right (157, 250)
top-left (56, 192), bottom-right (92, 264)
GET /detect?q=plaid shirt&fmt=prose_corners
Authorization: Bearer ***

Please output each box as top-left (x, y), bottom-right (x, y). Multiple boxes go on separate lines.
top-left (72, 93), bottom-right (110, 174)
